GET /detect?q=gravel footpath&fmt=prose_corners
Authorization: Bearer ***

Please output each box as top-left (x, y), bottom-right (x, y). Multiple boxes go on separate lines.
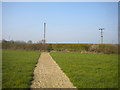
top-left (30, 52), bottom-right (76, 88)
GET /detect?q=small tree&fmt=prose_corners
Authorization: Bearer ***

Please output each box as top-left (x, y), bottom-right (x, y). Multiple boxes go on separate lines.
top-left (28, 40), bottom-right (32, 44)
top-left (2, 39), bottom-right (8, 43)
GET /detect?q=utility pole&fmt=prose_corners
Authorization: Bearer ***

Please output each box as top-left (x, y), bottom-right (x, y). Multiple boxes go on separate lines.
top-left (99, 28), bottom-right (104, 44)
top-left (44, 22), bottom-right (46, 44)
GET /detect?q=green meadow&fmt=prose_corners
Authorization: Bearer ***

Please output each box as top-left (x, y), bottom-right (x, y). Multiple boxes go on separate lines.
top-left (50, 52), bottom-right (118, 88)
top-left (2, 43), bottom-right (118, 88)
top-left (0, 49), bottom-right (1, 89)
top-left (2, 50), bottom-right (40, 88)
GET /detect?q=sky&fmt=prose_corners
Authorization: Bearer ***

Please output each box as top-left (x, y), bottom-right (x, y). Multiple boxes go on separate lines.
top-left (2, 2), bottom-right (118, 44)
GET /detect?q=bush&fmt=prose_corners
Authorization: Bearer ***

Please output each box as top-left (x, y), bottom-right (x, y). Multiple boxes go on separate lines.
top-left (88, 44), bottom-right (118, 54)
top-left (2, 41), bottom-right (118, 54)
top-left (89, 45), bottom-right (99, 52)
top-left (52, 44), bottom-right (91, 52)
top-left (98, 44), bottom-right (118, 54)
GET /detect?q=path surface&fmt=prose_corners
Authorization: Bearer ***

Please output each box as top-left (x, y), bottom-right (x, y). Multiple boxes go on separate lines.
top-left (30, 52), bottom-right (76, 88)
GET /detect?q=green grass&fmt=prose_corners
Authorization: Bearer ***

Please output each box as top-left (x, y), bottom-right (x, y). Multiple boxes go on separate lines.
top-left (50, 52), bottom-right (118, 88)
top-left (2, 49), bottom-right (40, 88)
top-left (0, 49), bottom-right (1, 89)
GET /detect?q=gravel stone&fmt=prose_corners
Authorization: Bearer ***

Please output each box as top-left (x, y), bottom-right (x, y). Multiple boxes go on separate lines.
top-left (30, 52), bottom-right (76, 88)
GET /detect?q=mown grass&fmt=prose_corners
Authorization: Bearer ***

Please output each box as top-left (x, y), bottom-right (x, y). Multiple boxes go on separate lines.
top-left (50, 52), bottom-right (118, 88)
top-left (2, 50), bottom-right (40, 88)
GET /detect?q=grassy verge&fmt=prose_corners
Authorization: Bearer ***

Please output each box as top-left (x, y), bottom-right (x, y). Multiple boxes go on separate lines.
top-left (2, 49), bottom-right (40, 88)
top-left (50, 52), bottom-right (118, 88)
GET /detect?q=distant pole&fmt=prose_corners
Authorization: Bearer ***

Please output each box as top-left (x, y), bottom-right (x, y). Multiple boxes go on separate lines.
top-left (99, 28), bottom-right (104, 44)
top-left (44, 23), bottom-right (46, 44)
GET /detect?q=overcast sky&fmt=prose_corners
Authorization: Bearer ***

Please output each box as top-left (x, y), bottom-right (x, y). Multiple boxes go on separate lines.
top-left (2, 2), bottom-right (118, 44)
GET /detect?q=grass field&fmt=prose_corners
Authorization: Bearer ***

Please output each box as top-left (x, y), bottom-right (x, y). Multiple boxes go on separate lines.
top-left (50, 52), bottom-right (118, 88)
top-left (0, 49), bottom-right (1, 89)
top-left (2, 50), bottom-right (40, 88)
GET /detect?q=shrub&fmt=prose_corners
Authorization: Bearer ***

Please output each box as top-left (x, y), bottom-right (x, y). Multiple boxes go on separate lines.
top-left (98, 44), bottom-right (118, 54)
top-left (89, 45), bottom-right (99, 52)
top-left (2, 41), bottom-right (118, 54)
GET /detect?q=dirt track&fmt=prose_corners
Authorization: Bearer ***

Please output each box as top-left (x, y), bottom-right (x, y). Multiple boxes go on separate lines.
top-left (30, 52), bottom-right (76, 88)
